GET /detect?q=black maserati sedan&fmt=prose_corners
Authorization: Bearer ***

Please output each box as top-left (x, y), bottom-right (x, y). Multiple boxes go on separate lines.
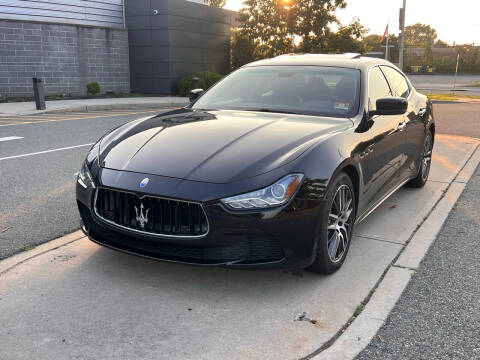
top-left (76, 53), bottom-right (434, 274)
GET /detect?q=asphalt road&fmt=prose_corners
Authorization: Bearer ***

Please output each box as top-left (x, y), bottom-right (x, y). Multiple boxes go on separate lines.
top-left (0, 109), bottom-right (170, 259)
top-left (356, 163), bottom-right (480, 360)
top-left (0, 102), bottom-right (478, 260)
top-left (408, 74), bottom-right (480, 95)
top-left (433, 102), bottom-right (480, 138)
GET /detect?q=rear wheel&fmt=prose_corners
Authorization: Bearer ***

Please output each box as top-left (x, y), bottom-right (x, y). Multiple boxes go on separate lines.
top-left (308, 172), bottom-right (356, 274)
top-left (407, 131), bottom-right (433, 188)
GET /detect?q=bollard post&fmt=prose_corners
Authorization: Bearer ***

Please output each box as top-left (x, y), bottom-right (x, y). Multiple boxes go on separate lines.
top-left (192, 76), bottom-right (201, 90)
top-left (32, 77), bottom-right (46, 110)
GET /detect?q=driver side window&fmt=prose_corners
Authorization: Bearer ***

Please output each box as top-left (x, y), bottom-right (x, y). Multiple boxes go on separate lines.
top-left (381, 66), bottom-right (410, 98)
top-left (368, 67), bottom-right (392, 111)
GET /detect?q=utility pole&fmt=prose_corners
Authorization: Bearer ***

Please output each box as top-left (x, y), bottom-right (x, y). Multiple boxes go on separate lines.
top-left (399, 0), bottom-right (406, 70)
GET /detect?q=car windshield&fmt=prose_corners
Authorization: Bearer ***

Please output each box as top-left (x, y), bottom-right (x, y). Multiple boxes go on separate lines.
top-left (192, 65), bottom-right (361, 118)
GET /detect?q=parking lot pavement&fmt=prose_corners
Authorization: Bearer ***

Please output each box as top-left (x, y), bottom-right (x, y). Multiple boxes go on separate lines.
top-left (1, 135), bottom-right (478, 360)
top-left (0, 109), bottom-right (172, 260)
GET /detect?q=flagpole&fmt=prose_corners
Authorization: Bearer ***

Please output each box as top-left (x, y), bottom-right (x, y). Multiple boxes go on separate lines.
top-left (385, 23), bottom-right (389, 61)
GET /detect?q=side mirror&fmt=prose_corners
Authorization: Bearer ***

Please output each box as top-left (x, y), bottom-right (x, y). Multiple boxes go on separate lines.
top-left (189, 88), bottom-right (204, 103)
top-left (370, 97), bottom-right (408, 117)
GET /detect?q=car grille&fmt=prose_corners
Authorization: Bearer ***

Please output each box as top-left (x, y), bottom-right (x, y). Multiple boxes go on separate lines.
top-left (79, 202), bottom-right (284, 265)
top-left (97, 230), bottom-right (283, 264)
top-left (94, 188), bottom-right (209, 237)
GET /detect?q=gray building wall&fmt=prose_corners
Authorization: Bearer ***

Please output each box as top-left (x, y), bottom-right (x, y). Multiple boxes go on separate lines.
top-left (0, 19), bottom-right (130, 98)
top-left (0, 0), bottom-right (125, 29)
top-left (125, 0), bottom-right (236, 94)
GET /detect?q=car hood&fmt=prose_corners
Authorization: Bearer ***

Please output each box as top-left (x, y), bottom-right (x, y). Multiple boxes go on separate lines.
top-left (99, 108), bottom-right (352, 184)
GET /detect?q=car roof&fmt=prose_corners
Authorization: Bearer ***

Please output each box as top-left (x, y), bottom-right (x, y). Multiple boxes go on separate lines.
top-left (244, 53), bottom-right (394, 71)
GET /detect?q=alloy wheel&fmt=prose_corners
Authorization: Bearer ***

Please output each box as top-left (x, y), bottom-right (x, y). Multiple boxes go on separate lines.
top-left (421, 134), bottom-right (433, 182)
top-left (327, 184), bottom-right (354, 263)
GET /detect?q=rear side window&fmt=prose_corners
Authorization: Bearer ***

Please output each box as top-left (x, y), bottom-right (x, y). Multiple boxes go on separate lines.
top-left (381, 66), bottom-right (410, 98)
top-left (368, 67), bottom-right (392, 111)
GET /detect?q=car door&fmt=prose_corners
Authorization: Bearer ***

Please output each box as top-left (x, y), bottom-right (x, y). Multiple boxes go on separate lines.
top-left (380, 66), bottom-right (423, 179)
top-left (363, 66), bottom-right (407, 209)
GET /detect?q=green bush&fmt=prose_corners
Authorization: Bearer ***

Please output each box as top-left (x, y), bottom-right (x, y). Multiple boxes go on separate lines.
top-left (178, 75), bottom-right (207, 97)
top-left (195, 71), bottom-right (223, 89)
top-left (86, 82), bottom-right (100, 95)
top-left (178, 71), bottom-right (223, 96)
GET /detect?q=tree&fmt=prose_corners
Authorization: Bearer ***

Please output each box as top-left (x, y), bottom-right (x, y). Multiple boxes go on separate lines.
top-left (457, 46), bottom-right (480, 73)
top-left (325, 19), bottom-right (367, 54)
top-left (405, 23), bottom-right (438, 48)
top-left (230, 28), bottom-right (257, 69)
top-left (435, 39), bottom-right (449, 48)
top-left (293, 0), bottom-right (347, 53)
top-left (237, 0), bottom-right (295, 57)
top-left (236, 0), bottom-right (348, 56)
top-left (208, 0), bottom-right (226, 8)
top-left (404, 23), bottom-right (441, 65)
top-left (362, 34), bottom-right (383, 53)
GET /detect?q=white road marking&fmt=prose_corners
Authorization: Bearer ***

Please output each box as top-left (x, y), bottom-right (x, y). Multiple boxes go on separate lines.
top-left (0, 136), bottom-right (24, 142)
top-left (0, 143), bottom-right (94, 161)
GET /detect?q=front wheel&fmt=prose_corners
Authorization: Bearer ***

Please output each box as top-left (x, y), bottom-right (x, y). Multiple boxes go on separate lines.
top-left (308, 172), bottom-right (356, 274)
top-left (407, 131), bottom-right (433, 188)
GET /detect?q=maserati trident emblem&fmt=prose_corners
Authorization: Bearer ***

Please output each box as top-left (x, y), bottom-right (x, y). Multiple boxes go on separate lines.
top-left (134, 202), bottom-right (149, 229)
top-left (139, 178), bottom-right (149, 188)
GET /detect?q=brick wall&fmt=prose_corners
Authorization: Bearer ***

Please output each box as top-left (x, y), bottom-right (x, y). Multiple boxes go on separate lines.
top-left (0, 19), bottom-right (130, 98)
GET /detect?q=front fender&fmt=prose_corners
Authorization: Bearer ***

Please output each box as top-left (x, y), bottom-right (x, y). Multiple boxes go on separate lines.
top-left (291, 131), bottom-right (361, 201)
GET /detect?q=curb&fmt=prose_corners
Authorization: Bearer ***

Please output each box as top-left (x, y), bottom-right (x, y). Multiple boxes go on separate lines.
top-left (37, 101), bottom-right (190, 115)
top-left (0, 99), bottom-right (190, 117)
top-left (313, 267), bottom-right (413, 360)
top-left (0, 230), bottom-right (85, 275)
top-left (313, 144), bottom-right (480, 360)
top-left (431, 99), bottom-right (480, 104)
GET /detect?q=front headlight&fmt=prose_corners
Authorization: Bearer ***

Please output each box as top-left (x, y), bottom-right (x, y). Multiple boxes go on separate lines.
top-left (77, 161), bottom-right (95, 189)
top-left (221, 174), bottom-right (304, 210)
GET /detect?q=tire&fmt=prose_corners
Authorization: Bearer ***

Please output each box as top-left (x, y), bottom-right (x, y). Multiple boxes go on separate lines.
top-left (407, 131), bottom-right (433, 188)
top-left (308, 172), bottom-right (356, 274)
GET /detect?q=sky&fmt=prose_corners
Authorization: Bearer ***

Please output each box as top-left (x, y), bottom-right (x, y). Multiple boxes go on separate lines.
top-left (224, 0), bottom-right (480, 45)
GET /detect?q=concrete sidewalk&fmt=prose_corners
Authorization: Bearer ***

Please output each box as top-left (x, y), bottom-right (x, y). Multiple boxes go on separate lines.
top-left (0, 135), bottom-right (479, 360)
top-left (0, 97), bottom-right (189, 116)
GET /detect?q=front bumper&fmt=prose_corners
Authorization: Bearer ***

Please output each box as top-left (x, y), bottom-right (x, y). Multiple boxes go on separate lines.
top-left (76, 170), bottom-right (325, 270)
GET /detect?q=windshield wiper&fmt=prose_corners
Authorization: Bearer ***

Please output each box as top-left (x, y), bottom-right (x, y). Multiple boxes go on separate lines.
top-left (254, 108), bottom-right (299, 115)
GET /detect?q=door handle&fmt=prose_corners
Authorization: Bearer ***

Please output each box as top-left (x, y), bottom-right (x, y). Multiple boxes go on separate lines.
top-left (397, 122), bottom-right (406, 131)
top-left (418, 108), bottom-right (427, 117)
